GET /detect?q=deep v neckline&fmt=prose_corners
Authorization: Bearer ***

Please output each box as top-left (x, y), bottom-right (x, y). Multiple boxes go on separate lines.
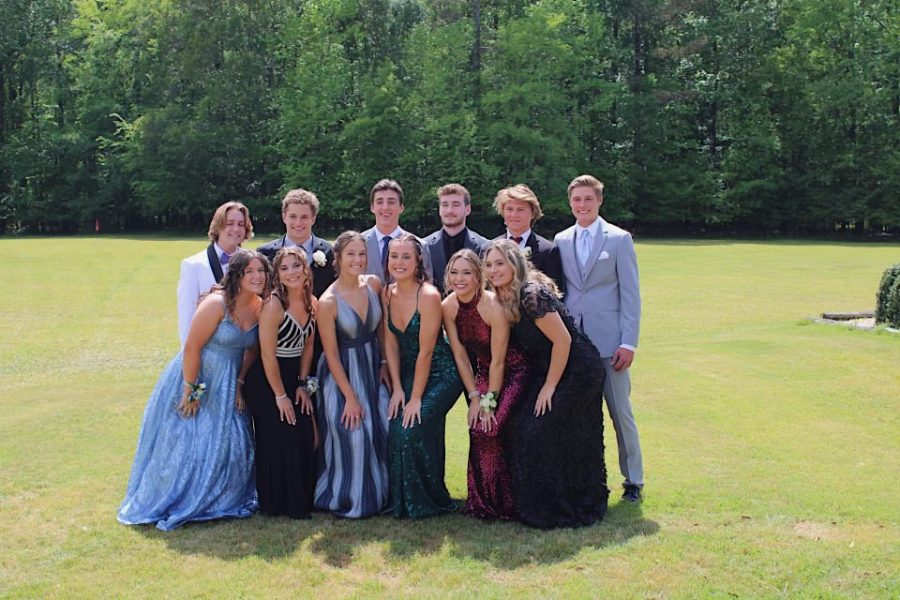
top-left (336, 285), bottom-right (370, 326)
top-left (388, 284), bottom-right (421, 334)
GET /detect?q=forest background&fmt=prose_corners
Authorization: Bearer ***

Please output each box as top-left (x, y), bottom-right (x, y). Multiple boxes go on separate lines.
top-left (1, 0), bottom-right (897, 237)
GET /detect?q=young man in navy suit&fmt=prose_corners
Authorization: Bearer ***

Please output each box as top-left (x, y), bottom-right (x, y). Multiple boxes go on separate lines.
top-left (257, 188), bottom-right (335, 299)
top-left (176, 201), bottom-right (253, 346)
top-left (492, 184), bottom-right (565, 293)
top-left (422, 183), bottom-right (489, 295)
top-left (555, 174), bottom-right (644, 502)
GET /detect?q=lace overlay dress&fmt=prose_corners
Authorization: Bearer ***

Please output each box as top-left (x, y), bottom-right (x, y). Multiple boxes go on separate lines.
top-left (508, 282), bottom-right (609, 529)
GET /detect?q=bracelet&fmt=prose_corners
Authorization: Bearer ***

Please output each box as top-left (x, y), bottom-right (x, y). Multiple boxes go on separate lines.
top-left (467, 390), bottom-right (480, 401)
top-left (237, 377), bottom-right (245, 385)
top-left (380, 359), bottom-right (388, 365)
top-left (275, 393), bottom-right (289, 402)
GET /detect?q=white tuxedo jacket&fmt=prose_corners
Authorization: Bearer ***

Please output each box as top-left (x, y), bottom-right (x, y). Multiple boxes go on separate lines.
top-left (176, 248), bottom-right (220, 346)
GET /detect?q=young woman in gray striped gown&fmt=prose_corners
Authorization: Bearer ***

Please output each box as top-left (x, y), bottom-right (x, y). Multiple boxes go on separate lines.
top-left (313, 231), bottom-right (391, 517)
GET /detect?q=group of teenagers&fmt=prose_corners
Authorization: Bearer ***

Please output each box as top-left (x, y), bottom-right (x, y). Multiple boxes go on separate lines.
top-left (117, 175), bottom-right (644, 532)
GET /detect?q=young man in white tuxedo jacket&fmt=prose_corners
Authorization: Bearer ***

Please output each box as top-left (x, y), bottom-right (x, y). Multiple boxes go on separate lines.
top-left (555, 174), bottom-right (644, 502)
top-left (176, 201), bottom-right (254, 346)
top-left (360, 178), bottom-right (432, 283)
top-left (422, 183), bottom-right (489, 295)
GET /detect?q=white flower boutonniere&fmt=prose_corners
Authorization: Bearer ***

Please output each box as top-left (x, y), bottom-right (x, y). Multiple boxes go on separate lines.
top-left (523, 246), bottom-right (533, 259)
top-left (312, 250), bottom-right (327, 268)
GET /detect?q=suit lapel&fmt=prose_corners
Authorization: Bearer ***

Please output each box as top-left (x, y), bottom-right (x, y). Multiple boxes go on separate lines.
top-left (206, 244), bottom-right (224, 283)
top-left (558, 227), bottom-right (581, 286)
top-left (366, 229), bottom-right (383, 280)
top-left (582, 219), bottom-right (610, 280)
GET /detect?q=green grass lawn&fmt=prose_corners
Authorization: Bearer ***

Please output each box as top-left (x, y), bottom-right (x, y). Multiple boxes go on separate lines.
top-left (1, 236), bottom-right (898, 599)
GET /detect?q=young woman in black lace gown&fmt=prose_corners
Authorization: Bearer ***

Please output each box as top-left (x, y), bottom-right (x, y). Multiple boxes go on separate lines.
top-left (483, 239), bottom-right (608, 529)
top-left (244, 247), bottom-right (318, 518)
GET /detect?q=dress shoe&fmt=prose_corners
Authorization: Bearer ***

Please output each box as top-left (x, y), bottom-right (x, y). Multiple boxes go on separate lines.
top-left (622, 484), bottom-right (642, 503)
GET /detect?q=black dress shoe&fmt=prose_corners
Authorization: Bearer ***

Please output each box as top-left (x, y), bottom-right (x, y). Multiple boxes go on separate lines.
top-left (622, 484), bottom-right (642, 503)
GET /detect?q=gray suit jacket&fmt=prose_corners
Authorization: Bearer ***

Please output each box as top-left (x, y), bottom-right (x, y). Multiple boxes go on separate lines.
top-left (422, 227), bottom-right (490, 295)
top-left (555, 217), bottom-right (640, 357)
top-left (361, 226), bottom-right (433, 283)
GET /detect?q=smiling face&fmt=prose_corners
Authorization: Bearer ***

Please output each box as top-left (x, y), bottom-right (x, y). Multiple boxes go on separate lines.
top-left (446, 255), bottom-right (481, 301)
top-left (569, 185), bottom-right (603, 228)
top-left (276, 253), bottom-right (308, 291)
top-left (439, 193), bottom-right (470, 230)
top-left (388, 239), bottom-right (419, 282)
top-left (283, 203), bottom-right (316, 245)
top-left (484, 248), bottom-right (515, 290)
top-left (240, 257), bottom-right (268, 295)
top-left (217, 208), bottom-right (247, 254)
top-left (502, 199), bottom-right (534, 237)
top-left (370, 189), bottom-right (404, 232)
top-left (336, 239), bottom-right (367, 276)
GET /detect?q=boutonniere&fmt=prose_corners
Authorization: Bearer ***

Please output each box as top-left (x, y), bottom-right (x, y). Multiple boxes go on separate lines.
top-left (523, 246), bottom-right (533, 259)
top-left (312, 250), bottom-right (327, 267)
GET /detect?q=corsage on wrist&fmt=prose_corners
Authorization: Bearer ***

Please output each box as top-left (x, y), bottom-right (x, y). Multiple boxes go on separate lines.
top-left (301, 376), bottom-right (320, 395)
top-left (183, 381), bottom-right (207, 403)
top-left (479, 391), bottom-right (498, 412)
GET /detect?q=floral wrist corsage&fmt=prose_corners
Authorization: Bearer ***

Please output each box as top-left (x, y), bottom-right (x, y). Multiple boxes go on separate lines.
top-left (301, 376), bottom-right (320, 395)
top-left (479, 391), bottom-right (498, 412)
top-left (183, 381), bottom-right (207, 403)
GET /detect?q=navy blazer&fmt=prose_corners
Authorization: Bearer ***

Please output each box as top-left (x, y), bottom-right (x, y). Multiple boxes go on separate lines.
top-left (493, 232), bottom-right (566, 295)
top-left (423, 227), bottom-right (490, 295)
top-left (257, 234), bottom-right (336, 299)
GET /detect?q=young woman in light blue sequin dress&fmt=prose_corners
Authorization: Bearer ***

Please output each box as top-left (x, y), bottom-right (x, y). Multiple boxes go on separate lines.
top-left (118, 250), bottom-right (270, 531)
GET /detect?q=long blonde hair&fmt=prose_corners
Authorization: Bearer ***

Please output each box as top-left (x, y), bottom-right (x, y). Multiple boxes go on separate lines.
top-left (484, 239), bottom-right (559, 323)
top-left (444, 248), bottom-right (484, 298)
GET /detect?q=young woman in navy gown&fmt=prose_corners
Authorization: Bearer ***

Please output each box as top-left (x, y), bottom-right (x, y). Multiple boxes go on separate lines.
top-left (484, 240), bottom-right (608, 529)
top-left (118, 250), bottom-right (269, 531)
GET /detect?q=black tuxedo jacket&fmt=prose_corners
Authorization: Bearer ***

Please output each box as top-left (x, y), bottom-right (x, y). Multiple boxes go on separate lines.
top-left (493, 232), bottom-right (566, 295)
top-left (423, 227), bottom-right (490, 295)
top-left (257, 234), bottom-right (336, 299)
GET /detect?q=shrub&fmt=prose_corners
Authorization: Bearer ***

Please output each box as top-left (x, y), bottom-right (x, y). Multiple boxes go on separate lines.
top-left (875, 263), bottom-right (900, 324)
top-left (884, 277), bottom-right (900, 328)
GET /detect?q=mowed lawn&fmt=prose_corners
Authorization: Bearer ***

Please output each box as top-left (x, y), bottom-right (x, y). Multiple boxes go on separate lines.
top-left (0, 236), bottom-right (898, 599)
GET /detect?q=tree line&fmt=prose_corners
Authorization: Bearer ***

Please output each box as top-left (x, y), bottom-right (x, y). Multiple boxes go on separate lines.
top-left (1, 0), bottom-right (897, 237)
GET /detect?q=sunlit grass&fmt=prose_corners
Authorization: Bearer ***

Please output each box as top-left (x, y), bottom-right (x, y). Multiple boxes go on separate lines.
top-left (1, 236), bottom-right (898, 598)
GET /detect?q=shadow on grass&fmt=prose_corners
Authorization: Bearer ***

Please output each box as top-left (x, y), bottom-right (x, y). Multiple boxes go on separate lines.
top-left (141, 498), bottom-right (657, 569)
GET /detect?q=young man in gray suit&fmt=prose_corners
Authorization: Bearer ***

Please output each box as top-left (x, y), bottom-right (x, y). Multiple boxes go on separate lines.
top-left (360, 179), bottom-right (431, 282)
top-left (422, 183), bottom-right (489, 295)
top-left (555, 174), bottom-right (644, 502)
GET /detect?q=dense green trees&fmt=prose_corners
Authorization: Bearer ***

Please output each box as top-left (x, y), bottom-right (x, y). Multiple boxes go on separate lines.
top-left (1, 0), bottom-right (897, 235)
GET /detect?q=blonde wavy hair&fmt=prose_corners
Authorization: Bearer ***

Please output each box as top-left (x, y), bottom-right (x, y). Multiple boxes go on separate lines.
top-left (443, 248), bottom-right (484, 298)
top-left (483, 239), bottom-right (559, 323)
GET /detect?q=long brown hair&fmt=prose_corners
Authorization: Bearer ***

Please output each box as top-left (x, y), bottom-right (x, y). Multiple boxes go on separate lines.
top-left (332, 230), bottom-right (366, 277)
top-left (483, 239), bottom-right (559, 323)
top-left (206, 249), bottom-right (272, 317)
top-left (272, 247), bottom-right (315, 317)
top-left (389, 233), bottom-right (426, 284)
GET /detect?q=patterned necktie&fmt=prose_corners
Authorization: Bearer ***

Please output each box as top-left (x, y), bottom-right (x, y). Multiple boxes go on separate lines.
top-left (511, 236), bottom-right (523, 244)
top-left (381, 235), bottom-right (392, 272)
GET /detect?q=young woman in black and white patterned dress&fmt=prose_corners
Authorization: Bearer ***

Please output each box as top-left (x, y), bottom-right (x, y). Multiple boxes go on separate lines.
top-left (244, 247), bottom-right (318, 518)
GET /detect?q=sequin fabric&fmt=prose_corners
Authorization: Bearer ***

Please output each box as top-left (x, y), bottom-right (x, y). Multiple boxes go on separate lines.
top-left (387, 298), bottom-right (463, 518)
top-left (455, 294), bottom-right (528, 520)
top-left (118, 307), bottom-right (258, 531)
